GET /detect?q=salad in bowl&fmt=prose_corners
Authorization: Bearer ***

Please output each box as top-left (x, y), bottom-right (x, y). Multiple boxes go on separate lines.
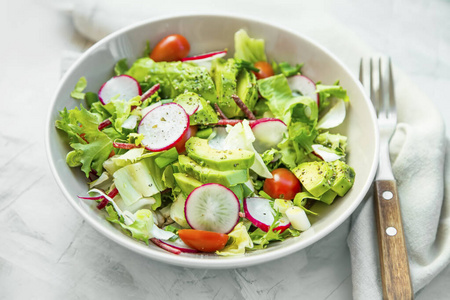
top-left (55, 29), bottom-right (355, 256)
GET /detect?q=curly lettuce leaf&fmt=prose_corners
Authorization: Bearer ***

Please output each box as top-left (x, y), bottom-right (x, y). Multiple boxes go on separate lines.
top-left (70, 77), bottom-right (87, 100)
top-left (55, 105), bottom-right (114, 176)
top-left (316, 83), bottom-right (349, 113)
top-left (103, 96), bottom-right (142, 133)
top-left (234, 29), bottom-right (267, 63)
top-left (114, 58), bottom-right (128, 76)
top-left (216, 223), bottom-right (253, 256)
top-left (106, 206), bottom-right (154, 244)
top-left (315, 132), bottom-right (347, 153)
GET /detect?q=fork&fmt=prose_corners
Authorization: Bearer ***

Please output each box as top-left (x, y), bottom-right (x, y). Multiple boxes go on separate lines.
top-left (359, 58), bottom-right (414, 300)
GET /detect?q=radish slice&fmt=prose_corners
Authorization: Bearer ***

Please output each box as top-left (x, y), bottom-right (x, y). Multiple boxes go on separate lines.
top-left (317, 99), bottom-right (346, 129)
top-left (185, 183), bottom-right (240, 234)
top-left (159, 239), bottom-right (199, 253)
top-left (138, 103), bottom-right (189, 152)
top-left (182, 50), bottom-right (227, 62)
top-left (250, 118), bottom-right (287, 153)
top-left (78, 195), bottom-right (104, 201)
top-left (244, 197), bottom-right (291, 233)
top-left (98, 75), bottom-right (142, 105)
top-left (141, 101), bottom-right (162, 117)
top-left (285, 206), bottom-right (311, 231)
top-left (122, 115), bottom-right (139, 130)
top-left (311, 144), bottom-right (343, 162)
top-left (150, 238), bottom-right (181, 255)
top-left (287, 75), bottom-right (319, 106)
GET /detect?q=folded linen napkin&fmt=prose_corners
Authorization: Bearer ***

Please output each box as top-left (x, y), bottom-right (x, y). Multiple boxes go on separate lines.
top-left (67, 1), bottom-right (450, 298)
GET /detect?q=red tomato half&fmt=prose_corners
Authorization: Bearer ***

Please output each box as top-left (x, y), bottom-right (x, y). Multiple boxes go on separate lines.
top-left (253, 61), bottom-right (274, 79)
top-left (178, 229), bottom-right (229, 252)
top-left (174, 125), bottom-right (197, 153)
top-left (263, 168), bottom-right (301, 200)
top-left (150, 34), bottom-right (190, 62)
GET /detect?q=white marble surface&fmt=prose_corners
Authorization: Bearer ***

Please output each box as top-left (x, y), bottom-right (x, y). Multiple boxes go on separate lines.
top-left (1, 0), bottom-right (449, 299)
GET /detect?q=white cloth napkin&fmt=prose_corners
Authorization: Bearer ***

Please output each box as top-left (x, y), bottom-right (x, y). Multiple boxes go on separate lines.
top-left (68, 1), bottom-right (450, 298)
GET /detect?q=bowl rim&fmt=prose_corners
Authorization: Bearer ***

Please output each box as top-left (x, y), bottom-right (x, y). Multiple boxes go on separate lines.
top-left (46, 12), bottom-right (379, 268)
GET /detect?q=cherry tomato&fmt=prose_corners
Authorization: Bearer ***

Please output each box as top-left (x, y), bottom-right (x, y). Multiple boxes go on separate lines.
top-left (253, 61), bottom-right (274, 79)
top-left (178, 229), bottom-right (229, 252)
top-left (263, 168), bottom-right (301, 200)
top-left (174, 125), bottom-right (197, 153)
top-left (150, 34), bottom-right (190, 62)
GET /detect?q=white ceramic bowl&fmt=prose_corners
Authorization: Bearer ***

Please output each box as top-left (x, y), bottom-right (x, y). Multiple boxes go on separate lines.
top-left (46, 13), bottom-right (378, 268)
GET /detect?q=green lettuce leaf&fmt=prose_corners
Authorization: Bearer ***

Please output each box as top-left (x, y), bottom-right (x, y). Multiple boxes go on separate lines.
top-left (106, 206), bottom-right (154, 244)
top-left (114, 58), bottom-right (128, 76)
top-left (316, 83), bottom-right (349, 113)
top-left (278, 62), bottom-right (303, 77)
top-left (70, 77), bottom-right (87, 100)
top-left (216, 223), bottom-right (253, 256)
top-left (55, 105), bottom-right (114, 176)
top-left (103, 96), bottom-right (142, 133)
top-left (234, 29), bottom-right (267, 63)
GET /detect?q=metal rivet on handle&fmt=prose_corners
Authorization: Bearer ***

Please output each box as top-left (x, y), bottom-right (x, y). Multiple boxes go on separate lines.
top-left (386, 227), bottom-right (397, 236)
top-left (382, 191), bottom-right (393, 200)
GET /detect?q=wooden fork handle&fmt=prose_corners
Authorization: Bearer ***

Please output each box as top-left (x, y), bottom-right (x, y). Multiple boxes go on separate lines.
top-left (374, 180), bottom-right (414, 300)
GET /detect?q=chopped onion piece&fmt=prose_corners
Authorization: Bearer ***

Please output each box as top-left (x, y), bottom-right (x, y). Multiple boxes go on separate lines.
top-left (317, 99), bottom-right (346, 129)
top-left (285, 206), bottom-right (311, 231)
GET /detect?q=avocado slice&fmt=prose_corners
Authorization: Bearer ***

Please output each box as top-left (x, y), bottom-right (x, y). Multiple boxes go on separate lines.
top-left (174, 92), bottom-right (218, 125)
top-left (293, 161), bottom-right (334, 197)
top-left (178, 155), bottom-right (249, 187)
top-left (236, 68), bottom-right (258, 116)
top-left (173, 172), bottom-right (203, 196)
top-left (330, 160), bottom-right (355, 196)
top-left (319, 190), bottom-right (338, 205)
top-left (185, 137), bottom-right (255, 171)
top-left (211, 58), bottom-right (240, 117)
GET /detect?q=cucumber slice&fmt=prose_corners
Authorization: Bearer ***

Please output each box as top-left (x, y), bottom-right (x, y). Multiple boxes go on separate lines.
top-left (184, 183), bottom-right (240, 234)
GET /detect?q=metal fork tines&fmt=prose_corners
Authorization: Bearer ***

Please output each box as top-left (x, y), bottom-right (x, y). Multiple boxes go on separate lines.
top-left (360, 57), bottom-right (396, 181)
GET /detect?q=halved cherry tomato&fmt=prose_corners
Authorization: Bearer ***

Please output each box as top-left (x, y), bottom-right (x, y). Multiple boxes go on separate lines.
top-left (174, 125), bottom-right (197, 153)
top-left (263, 168), bottom-right (301, 200)
top-left (178, 229), bottom-right (229, 252)
top-left (253, 61), bottom-right (274, 79)
top-left (150, 34), bottom-right (190, 62)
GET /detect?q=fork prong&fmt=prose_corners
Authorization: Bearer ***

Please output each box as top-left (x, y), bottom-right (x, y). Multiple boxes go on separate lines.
top-left (388, 58), bottom-right (397, 119)
top-left (359, 58), bottom-right (364, 84)
top-left (378, 57), bottom-right (386, 118)
top-left (369, 58), bottom-right (377, 115)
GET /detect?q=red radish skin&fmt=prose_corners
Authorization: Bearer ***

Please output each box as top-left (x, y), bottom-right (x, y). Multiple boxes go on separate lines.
top-left (287, 75), bottom-right (319, 106)
top-left (150, 238), bottom-right (181, 255)
top-left (158, 239), bottom-right (199, 253)
top-left (181, 50), bottom-right (227, 62)
top-left (138, 103), bottom-right (190, 152)
top-left (140, 83), bottom-right (160, 102)
top-left (184, 183), bottom-right (240, 234)
top-left (250, 118), bottom-right (287, 153)
top-left (97, 188), bottom-right (118, 210)
top-left (243, 197), bottom-right (291, 233)
top-left (78, 195), bottom-right (104, 201)
top-left (98, 75), bottom-right (142, 105)
top-left (112, 141), bottom-right (142, 150)
top-left (98, 119), bottom-right (112, 131)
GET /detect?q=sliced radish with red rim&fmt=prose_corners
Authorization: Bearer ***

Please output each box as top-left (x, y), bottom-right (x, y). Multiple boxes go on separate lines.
top-left (250, 118), bottom-right (287, 153)
top-left (185, 183), bottom-right (240, 234)
top-left (181, 50), bottom-right (227, 62)
top-left (98, 75), bottom-right (142, 105)
top-left (287, 75), bottom-right (319, 106)
top-left (159, 238), bottom-right (199, 253)
top-left (244, 197), bottom-right (291, 233)
top-left (138, 103), bottom-right (189, 152)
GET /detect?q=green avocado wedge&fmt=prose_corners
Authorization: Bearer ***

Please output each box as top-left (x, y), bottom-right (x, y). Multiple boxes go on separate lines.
top-left (293, 161), bottom-right (334, 197)
top-left (173, 173), bottom-right (203, 196)
top-left (330, 160), bottom-right (355, 196)
top-left (174, 92), bottom-right (218, 125)
top-left (178, 155), bottom-right (249, 187)
top-left (210, 58), bottom-right (258, 118)
top-left (185, 137), bottom-right (255, 171)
